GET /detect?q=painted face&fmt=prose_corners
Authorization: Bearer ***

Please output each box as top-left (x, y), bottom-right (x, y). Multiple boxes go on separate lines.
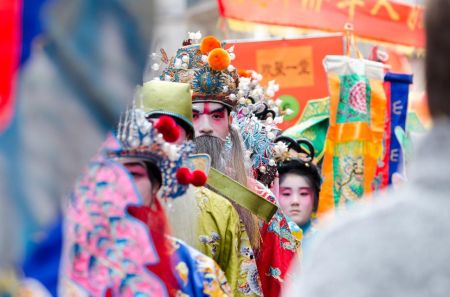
top-left (148, 117), bottom-right (187, 145)
top-left (278, 173), bottom-right (314, 226)
top-left (192, 102), bottom-right (230, 140)
top-left (122, 161), bottom-right (154, 206)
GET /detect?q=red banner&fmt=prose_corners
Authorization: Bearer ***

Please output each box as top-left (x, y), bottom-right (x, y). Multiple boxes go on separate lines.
top-left (225, 35), bottom-right (343, 129)
top-left (219, 0), bottom-right (424, 48)
top-left (0, 0), bottom-right (21, 133)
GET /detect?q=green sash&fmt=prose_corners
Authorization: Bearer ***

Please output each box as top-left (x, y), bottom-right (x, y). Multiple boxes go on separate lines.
top-left (206, 168), bottom-right (278, 222)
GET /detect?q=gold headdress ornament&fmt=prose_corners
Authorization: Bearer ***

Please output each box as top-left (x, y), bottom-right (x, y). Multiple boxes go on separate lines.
top-left (153, 33), bottom-right (240, 110)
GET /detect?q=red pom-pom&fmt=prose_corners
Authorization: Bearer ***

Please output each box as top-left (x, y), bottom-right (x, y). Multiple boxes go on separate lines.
top-left (191, 170), bottom-right (208, 187)
top-left (176, 167), bottom-right (192, 185)
top-left (155, 116), bottom-right (180, 143)
top-left (162, 125), bottom-right (180, 143)
top-left (155, 115), bottom-right (176, 133)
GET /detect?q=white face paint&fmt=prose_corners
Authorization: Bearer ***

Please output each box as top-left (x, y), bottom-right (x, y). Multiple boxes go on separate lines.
top-left (192, 102), bottom-right (230, 140)
top-left (278, 174), bottom-right (314, 226)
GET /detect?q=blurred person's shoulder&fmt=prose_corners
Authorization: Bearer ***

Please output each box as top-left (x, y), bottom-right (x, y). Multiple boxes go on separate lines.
top-left (286, 120), bottom-right (450, 297)
top-left (310, 118), bottom-right (450, 251)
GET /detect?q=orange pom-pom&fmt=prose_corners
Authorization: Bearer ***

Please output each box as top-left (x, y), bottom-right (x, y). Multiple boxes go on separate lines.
top-left (238, 69), bottom-right (252, 78)
top-left (176, 167), bottom-right (192, 185)
top-left (191, 170), bottom-right (208, 187)
top-left (208, 48), bottom-right (231, 71)
top-left (200, 36), bottom-right (221, 54)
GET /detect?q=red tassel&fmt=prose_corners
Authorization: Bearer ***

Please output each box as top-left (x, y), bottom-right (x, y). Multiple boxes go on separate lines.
top-left (176, 167), bottom-right (192, 185)
top-left (105, 288), bottom-right (113, 297)
top-left (191, 170), bottom-right (208, 187)
top-left (127, 205), bottom-right (150, 223)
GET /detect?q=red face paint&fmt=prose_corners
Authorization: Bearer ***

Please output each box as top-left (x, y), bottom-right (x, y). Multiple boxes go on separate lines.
top-left (192, 102), bottom-right (230, 139)
top-left (125, 163), bottom-right (148, 178)
top-left (203, 102), bottom-right (211, 115)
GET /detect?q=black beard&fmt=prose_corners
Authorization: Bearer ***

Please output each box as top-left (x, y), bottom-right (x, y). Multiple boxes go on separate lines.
top-left (193, 135), bottom-right (226, 172)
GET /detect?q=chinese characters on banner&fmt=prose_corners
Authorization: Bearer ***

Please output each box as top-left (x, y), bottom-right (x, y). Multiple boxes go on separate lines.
top-left (257, 46), bottom-right (314, 88)
top-left (225, 35), bottom-right (343, 129)
top-left (218, 0), bottom-right (424, 48)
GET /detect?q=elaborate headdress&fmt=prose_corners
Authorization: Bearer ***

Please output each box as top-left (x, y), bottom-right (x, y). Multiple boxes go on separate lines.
top-left (154, 34), bottom-right (240, 110)
top-left (230, 70), bottom-right (286, 187)
top-left (274, 136), bottom-right (315, 164)
top-left (237, 69), bottom-right (293, 122)
top-left (111, 102), bottom-right (207, 199)
top-left (232, 104), bottom-right (280, 187)
top-left (275, 135), bottom-right (322, 210)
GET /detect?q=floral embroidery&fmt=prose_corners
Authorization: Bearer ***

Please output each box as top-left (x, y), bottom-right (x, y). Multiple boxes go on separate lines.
top-left (175, 291), bottom-right (190, 297)
top-left (250, 179), bottom-right (298, 297)
top-left (199, 232), bottom-right (221, 256)
top-left (195, 254), bottom-right (232, 296)
top-left (268, 211), bottom-right (299, 251)
top-left (175, 262), bottom-right (189, 286)
top-left (252, 179), bottom-right (299, 251)
top-left (238, 256), bottom-right (262, 296)
top-left (238, 240), bottom-right (263, 296)
top-left (171, 238), bottom-right (232, 297)
top-left (196, 188), bottom-right (211, 207)
top-left (334, 153), bottom-right (365, 208)
top-left (266, 267), bottom-right (283, 282)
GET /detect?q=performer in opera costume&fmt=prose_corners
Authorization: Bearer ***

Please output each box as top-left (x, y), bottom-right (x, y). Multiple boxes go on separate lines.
top-left (151, 34), bottom-right (299, 296)
top-left (140, 79), bottom-right (262, 296)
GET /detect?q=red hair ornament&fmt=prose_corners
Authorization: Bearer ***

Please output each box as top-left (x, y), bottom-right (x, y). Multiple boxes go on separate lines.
top-left (176, 167), bottom-right (207, 187)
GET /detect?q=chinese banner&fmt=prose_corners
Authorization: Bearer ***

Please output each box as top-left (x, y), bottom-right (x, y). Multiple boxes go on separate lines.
top-left (283, 97), bottom-right (330, 163)
top-left (372, 77), bottom-right (392, 191)
top-left (225, 35), bottom-right (343, 130)
top-left (218, 0), bottom-right (424, 48)
top-left (385, 73), bottom-right (412, 184)
top-left (318, 55), bottom-right (387, 216)
top-left (0, 0), bottom-right (21, 133)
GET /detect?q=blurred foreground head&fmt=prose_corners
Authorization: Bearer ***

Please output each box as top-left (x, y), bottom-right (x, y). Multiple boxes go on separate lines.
top-left (0, 0), bottom-right (155, 268)
top-left (425, 0), bottom-right (450, 118)
top-left (43, 0), bottom-right (155, 122)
